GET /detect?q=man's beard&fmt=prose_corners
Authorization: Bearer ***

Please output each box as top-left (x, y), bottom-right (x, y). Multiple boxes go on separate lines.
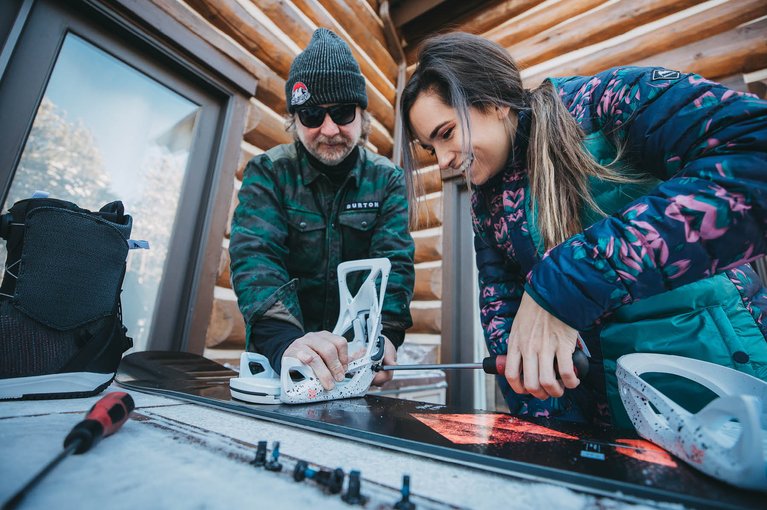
top-left (305, 134), bottom-right (356, 165)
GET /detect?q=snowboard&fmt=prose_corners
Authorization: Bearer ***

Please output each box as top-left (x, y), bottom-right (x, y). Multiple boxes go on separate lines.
top-left (115, 351), bottom-right (762, 510)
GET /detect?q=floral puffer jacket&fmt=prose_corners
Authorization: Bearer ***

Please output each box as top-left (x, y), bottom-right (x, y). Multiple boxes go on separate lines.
top-left (471, 66), bottom-right (767, 428)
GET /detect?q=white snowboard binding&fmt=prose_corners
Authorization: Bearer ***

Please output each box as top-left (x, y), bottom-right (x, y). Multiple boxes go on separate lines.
top-left (617, 353), bottom-right (767, 492)
top-left (230, 258), bottom-right (390, 405)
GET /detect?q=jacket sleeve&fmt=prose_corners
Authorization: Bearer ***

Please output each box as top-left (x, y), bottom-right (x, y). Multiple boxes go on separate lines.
top-left (475, 233), bottom-right (525, 355)
top-left (229, 155), bottom-right (304, 335)
top-left (367, 165), bottom-right (415, 346)
top-left (527, 67), bottom-right (767, 330)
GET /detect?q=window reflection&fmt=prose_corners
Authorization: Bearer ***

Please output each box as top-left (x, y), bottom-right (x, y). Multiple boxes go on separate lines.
top-left (0, 33), bottom-right (200, 351)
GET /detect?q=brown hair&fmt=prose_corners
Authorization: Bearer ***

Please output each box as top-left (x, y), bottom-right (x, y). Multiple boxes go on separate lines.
top-left (400, 32), bottom-right (628, 248)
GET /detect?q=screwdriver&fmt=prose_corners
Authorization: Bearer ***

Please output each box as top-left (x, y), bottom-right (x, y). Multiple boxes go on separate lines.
top-left (376, 349), bottom-right (590, 378)
top-left (3, 392), bottom-right (135, 510)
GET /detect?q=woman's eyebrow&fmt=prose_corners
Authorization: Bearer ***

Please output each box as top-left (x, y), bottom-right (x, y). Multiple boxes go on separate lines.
top-left (429, 121), bottom-right (450, 140)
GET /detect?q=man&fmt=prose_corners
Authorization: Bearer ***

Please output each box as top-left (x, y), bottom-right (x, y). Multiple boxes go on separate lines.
top-left (229, 28), bottom-right (415, 391)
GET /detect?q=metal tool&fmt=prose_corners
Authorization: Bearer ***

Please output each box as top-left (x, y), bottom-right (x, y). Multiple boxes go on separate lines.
top-left (3, 392), bottom-right (134, 510)
top-left (376, 349), bottom-right (590, 378)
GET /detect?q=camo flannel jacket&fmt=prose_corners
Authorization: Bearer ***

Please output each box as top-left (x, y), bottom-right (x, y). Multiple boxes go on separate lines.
top-left (229, 142), bottom-right (415, 347)
top-left (472, 66), bottom-right (767, 356)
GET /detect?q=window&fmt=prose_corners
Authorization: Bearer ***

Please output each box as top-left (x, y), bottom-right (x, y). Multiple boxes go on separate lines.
top-left (0, 0), bottom-right (252, 352)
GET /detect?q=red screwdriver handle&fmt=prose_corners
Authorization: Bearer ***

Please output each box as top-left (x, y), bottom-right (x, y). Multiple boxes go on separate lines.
top-left (64, 392), bottom-right (135, 454)
top-left (86, 392), bottom-right (135, 437)
top-left (483, 350), bottom-right (590, 379)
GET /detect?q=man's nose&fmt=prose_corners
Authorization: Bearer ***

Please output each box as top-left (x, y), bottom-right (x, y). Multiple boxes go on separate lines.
top-left (319, 114), bottom-right (340, 136)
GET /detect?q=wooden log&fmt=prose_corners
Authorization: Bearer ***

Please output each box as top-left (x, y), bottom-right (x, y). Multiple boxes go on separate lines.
top-left (186, 0), bottom-right (297, 78)
top-left (243, 99), bottom-right (292, 150)
top-left (317, 0), bottom-right (397, 76)
top-left (154, 0), bottom-right (286, 110)
top-left (253, 0), bottom-right (314, 48)
top-left (236, 144), bottom-right (259, 181)
top-left (224, 181), bottom-right (239, 239)
top-left (630, 18), bottom-right (767, 80)
top-left (485, 0), bottom-right (605, 49)
top-left (414, 263), bottom-right (442, 301)
top-left (418, 166), bottom-right (442, 194)
top-left (525, 0), bottom-right (767, 82)
top-left (508, 0), bottom-right (700, 68)
top-left (369, 116), bottom-right (394, 156)
top-left (408, 303), bottom-right (442, 334)
top-left (454, 0), bottom-right (544, 35)
top-left (206, 287), bottom-right (246, 347)
top-left (291, 0), bottom-right (397, 104)
top-left (414, 193), bottom-right (442, 230)
top-left (217, 243), bottom-right (232, 289)
top-left (413, 228), bottom-right (443, 264)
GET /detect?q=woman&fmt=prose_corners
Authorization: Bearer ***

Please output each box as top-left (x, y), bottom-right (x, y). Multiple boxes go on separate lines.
top-left (401, 32), bottom-right (767, 427)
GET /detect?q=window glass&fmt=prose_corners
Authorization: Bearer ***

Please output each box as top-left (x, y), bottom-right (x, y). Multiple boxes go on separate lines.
top-left (0, 33), bottom-right (200, 351)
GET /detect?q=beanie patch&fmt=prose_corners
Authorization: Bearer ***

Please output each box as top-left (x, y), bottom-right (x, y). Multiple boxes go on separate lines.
top-left (291, 82), bottom-right (311, 107)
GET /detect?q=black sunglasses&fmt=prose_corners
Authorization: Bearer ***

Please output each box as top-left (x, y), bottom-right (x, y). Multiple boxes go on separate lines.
top-left (297, 104), bottom-right (357, 128)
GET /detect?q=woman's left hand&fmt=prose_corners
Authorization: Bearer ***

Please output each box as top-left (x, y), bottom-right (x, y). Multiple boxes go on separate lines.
top-left (505, 292), bottom-right (581, 400)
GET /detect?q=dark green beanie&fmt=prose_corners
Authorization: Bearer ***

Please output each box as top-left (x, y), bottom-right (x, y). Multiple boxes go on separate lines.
top-left (286, 28), bottom-right (368, 113)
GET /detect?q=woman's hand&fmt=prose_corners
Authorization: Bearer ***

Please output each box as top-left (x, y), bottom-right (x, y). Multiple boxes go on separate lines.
top-left (505, 292), bottom-right (581, 399)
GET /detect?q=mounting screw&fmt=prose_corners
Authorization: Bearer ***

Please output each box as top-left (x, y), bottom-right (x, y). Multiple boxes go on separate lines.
top-left (341, 469), bottom-right (368, 505)
top-left (393, 474), bottom-right (415, 510)
top-left (264, 441), bottom-right (283, 472)
top-left (251, 440), bottom-right (267, 467)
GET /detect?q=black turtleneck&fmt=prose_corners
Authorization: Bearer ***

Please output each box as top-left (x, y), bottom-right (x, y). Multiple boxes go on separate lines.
top-left (302, 144), bottom-right (360, 188)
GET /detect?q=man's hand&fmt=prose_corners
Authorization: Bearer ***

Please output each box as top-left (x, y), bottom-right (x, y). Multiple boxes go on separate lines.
top-left (283, 331), bottom-right (349, 391)
top-left (505, 292), bottom-right (580, 400)
top-left (371, 337), bottom-right (397, 387)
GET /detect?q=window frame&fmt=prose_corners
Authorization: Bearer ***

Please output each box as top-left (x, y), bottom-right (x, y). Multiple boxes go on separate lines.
top-left (0, 0), bottom-right (253, 353)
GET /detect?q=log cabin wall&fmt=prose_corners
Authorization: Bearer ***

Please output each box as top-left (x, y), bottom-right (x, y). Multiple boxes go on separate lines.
top-left (180, 0), bottom-right (765, 403)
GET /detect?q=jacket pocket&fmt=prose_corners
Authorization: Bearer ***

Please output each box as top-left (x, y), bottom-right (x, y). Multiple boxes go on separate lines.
top-left (285, 207), bottom-right (325, 275)
top-left (338, 210), bottom-right (377, 260)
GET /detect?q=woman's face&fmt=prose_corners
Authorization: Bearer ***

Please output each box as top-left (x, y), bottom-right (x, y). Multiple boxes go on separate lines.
top-left (407, 91), bottom-right (514, 186)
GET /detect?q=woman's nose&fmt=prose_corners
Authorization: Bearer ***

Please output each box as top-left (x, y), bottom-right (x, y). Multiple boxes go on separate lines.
top-left (436, 149), bottom-right (454, 171)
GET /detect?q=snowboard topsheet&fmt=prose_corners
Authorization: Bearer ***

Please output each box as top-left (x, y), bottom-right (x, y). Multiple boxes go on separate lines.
top-left (115, 351), bottom-right (763, 510)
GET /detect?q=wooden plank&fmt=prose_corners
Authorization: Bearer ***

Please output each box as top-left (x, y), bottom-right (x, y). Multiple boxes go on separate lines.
top-left (186, 0), bottom-right (297, 78)
top-left (414, 263), bottom-right (442, 300)
top-left (291, 0), bottom-right (397, 103)
top-left (409, 303), bottom-right (442, 334)
top-left (508, 0), bottom-right (700, 68)
top-left (414, 228), bottom-right (443, 264)
top-left (525, 0), bottom-right (767, 81)
top-left (206, 287), bottom-right (246, 348)
top-left (630, 18), bottom-right (767, 80)
top-left (243, 99), bottom-right (293, 150)
top-left (318, 0), bottom-right (397, 76)
top-left (454, 0), bottom-right (544, 35)
top-left (485, 0), bottom-right (605, 49)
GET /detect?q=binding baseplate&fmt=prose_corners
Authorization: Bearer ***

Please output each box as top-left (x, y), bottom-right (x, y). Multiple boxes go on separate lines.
top-left (617, 353), bottom-right (767, 492)
top-left (230, 258), bottom-right (390, 405)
